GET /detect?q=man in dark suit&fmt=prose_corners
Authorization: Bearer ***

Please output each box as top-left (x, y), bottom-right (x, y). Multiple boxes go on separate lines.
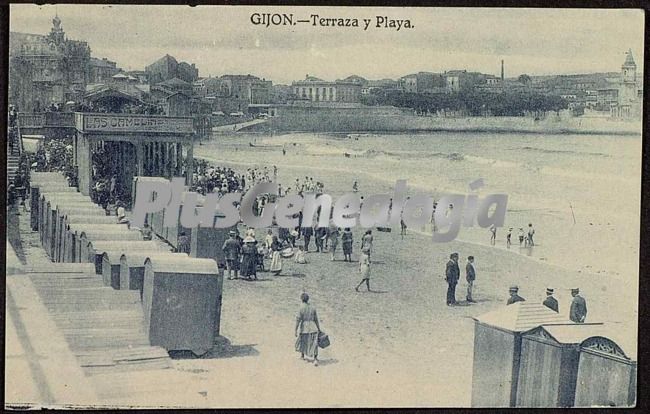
top-left (506, 286), bottom-right (526, 305)
top-left (542, 287), bottom-right (559, 312)
top-left (445, 253), bottom-right (460, 306)
top-left (466, 256), bottom-right (476, 303)
top-left (569, 288), bottom-right (587, 323)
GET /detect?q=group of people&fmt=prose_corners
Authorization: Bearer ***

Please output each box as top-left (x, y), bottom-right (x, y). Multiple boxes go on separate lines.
top-left (191, 160), bottom-right (244, 196)
top-left (499, 223), bottom-right (536, 248)
top-left (507, 285), bottom-right (588, 323)
top-left (445, 252), bottom-right (588, 322)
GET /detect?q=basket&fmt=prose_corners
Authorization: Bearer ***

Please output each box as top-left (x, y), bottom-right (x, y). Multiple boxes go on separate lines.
top-left (318, 331), bottom-right (330, 348)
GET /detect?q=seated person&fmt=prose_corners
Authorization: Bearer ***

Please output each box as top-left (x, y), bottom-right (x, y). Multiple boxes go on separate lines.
top-left (294, 245), bottom-right (307, 264)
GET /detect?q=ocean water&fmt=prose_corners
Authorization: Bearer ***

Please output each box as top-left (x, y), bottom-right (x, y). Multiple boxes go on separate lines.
top-left (199, 131), bottom-right (642, 281)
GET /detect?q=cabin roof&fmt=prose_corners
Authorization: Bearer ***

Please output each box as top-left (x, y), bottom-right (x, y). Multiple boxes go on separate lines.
top-left (474, 302), bottom-right (570, 332)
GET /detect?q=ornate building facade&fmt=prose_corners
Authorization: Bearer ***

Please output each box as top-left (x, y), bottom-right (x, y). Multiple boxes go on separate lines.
top-left (9, 15), bottom-right (91, 112)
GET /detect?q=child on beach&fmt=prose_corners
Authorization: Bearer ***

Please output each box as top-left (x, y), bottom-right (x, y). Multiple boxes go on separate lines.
top-left (355, 248), bottom-right (372, 292)
top-left (294, 245), bottom-right (307, 264)
top-left (518, 228), bottom-right (525, 246)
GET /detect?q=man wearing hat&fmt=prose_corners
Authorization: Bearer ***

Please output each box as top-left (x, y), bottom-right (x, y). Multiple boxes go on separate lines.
top-left (543, 288), bottom-right (559, 313)
top-left (506, 286), bottom-right (526, 305)
top-left (222, 230), bottom-right (242, 280)
top-left (445, 253), bottom-right (460, 306)
top-left (569, 288), bottom-right (587, 323)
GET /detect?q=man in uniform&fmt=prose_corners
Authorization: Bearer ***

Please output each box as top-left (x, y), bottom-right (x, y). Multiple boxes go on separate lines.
top-left (569, 288), bottom-right (587, 323)
top-left (542, 287), bottom-right (559, 312)
top-left (445, 253), bottom-right (460, 306)
top-left (506, 286), bottom-right (526, 305)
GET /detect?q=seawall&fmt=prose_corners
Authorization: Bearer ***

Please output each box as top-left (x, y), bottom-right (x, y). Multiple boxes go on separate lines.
top-left (242, 106), bottom-right (641, 135)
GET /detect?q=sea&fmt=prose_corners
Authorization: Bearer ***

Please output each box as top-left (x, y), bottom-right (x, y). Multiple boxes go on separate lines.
top-left (197, 130), bottom-right (642, 284)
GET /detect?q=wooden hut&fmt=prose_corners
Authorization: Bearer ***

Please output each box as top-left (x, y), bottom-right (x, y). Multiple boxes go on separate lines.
top-left (142, 256), bottom-right (222, 356)
top-left (55, 207), bottom-right (107, 263)
top-left (119, 252), bottom-right (186, 299)
top-left (39, 192), bottom-right (88, 254)
top-left (30, 173), bottom-right (70, 230)
top-left (101, 249), bottom-right (173, 290)
top-left (67, 223), bottom-right (135, 262)
top-left (84, 240), bottom-right (169, 274)
top-left (471, 303), bottom-right (569, 407)
top-left (190, 208), bottom-right (232, 263)
top-left (518, 324), bottom-right (636, 407)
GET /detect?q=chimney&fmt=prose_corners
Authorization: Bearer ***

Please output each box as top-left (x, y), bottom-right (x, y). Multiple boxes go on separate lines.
top-left (501, 60), bottom-right (504, 81)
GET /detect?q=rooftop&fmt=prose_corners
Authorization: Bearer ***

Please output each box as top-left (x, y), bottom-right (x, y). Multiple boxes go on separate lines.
top-left (473, 302), bottom-right (570, 332)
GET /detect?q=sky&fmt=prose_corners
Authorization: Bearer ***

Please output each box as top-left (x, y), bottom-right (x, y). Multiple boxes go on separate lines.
top-left (10, 5), bottom-right (645, 84)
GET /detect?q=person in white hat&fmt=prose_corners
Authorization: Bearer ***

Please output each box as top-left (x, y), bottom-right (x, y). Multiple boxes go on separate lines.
top-left (241, 236), bottom-right (258, 280)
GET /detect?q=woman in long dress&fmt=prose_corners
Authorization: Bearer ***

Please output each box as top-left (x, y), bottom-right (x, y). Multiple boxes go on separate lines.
top-left (342, 228), bottom-right (353, 262)
top-left (240, 236), bottom-right (258, 280)
top-left (295, 293), bottom-right (321, 366)
top-left (328, 226), bottom-right (340, 261)
top-left (270, 235), bottom-right (283, 275)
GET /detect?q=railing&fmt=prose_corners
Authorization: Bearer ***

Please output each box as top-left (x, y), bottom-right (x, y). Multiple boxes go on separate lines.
top-left (18, 113), bottom-right (46, 128)
top-left (44, 112), bottom-right (75, 127)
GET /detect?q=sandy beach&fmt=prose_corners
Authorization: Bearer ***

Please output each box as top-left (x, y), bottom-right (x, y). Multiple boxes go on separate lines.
top-left (151, 129), bottom-right (644, 407)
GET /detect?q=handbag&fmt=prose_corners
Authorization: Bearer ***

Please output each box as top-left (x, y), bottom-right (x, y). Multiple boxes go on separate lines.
top-left (318, 331), bottom-right (330, 349)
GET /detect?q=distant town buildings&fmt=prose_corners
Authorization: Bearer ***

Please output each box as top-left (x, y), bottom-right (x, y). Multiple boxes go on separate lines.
top-left (9, 15), bottom-right (91, 111)
top-left (6, 16), bottom-right (642, 120)
top-left (145, 54), bottom-right (199, 84)
top-left (291, 75), bottom-right (362, 103)
top-left (88, 57), bottom-right (120, 84)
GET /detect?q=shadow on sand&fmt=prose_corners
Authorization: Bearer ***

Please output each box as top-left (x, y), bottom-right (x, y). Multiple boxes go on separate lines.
top-left (169, 337), bottom-right (260, 360)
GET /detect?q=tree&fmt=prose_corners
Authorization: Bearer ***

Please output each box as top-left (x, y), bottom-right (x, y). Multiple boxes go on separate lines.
top-left (518, 74), bottom-right (532, 86)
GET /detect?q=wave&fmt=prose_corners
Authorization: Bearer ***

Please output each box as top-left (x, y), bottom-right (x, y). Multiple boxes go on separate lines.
top-left (518, 146), bottom-right (610, 157)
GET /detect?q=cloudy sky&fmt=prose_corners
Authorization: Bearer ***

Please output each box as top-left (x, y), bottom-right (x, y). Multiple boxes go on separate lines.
top-left (10, 5), bottom-right (645, 84)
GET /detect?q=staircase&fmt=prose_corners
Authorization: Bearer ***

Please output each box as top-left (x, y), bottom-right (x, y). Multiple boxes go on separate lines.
top-left (7, 124), bottom-right (22, 185)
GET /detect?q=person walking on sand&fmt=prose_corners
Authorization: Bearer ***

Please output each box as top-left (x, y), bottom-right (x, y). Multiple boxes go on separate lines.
top-left (507, 286), bottom-right (526, 305)
top-left (295, 293), bottom-right (321, 366)
top-left (222, 230), bottom-right (242, 280)
top-left (490, 224), bottom-right (497, 246)
top-left (445, 253), bottom-right (460, 306)
top-left (328, 226), bottom-right (339, 261)
top-left (240, 236), bottom-right (258, 280)
top-left (400, 218), bottom-right (407, 239)
top-left (518, 228), bottom-right (525, 247)
top-left (543, 287), bottom-right (559, 313)
top-left (569, 288), bottom-right (587, 323)
top-left (355, 248), bottom-right (372, 292)
top-left (270, 235), bottom-right (283, 275)
top-left (361, 229), bottom-right (373, 259)
top-left (506, 228), bottom-right (512, 248)
top-left (527, 223), bottom-right (535, 246)
top-left (302, 226), bottom-right (313, 252)
top-left (466, 256), bottom-right (476, 303)
top-left (342, 227), bottom-right (353, 262)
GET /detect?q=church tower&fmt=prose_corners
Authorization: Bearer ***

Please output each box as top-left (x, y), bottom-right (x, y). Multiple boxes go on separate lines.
top-left (621, 48), bottom-right (636, 84)
top-left (49, 14), bottom-right (65, 45)
top-left (617, 49), bottom-right (640, 118)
